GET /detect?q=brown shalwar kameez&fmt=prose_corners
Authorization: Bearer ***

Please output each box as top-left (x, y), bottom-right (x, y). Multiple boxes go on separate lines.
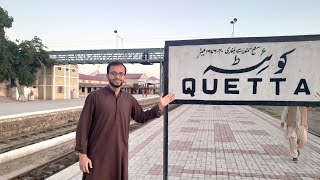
top-left (75, 86), bottom-right (161, 180)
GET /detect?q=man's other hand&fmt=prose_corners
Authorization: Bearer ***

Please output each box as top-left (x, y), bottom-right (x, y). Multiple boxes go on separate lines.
top-left (158, 93), bottom-right (175, 110)
top-left (79, 153), bottom-right (93, 173)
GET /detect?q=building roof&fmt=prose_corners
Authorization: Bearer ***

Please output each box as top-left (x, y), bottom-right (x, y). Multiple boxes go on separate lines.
top-left (94, 74), bottom-right (108, 79)
top-left (79, 82), bottom-right (107, 88)
top-left (95, 73), bottom-right (143, 79)
top-left (147, 76), bottom-right (159, 81)
top-left (146, 76), bottom-right (160, 84)
top-left (79, 73), bottom-right (108, 82)
top-left (79, 73), bottom-right (156, 85)
top-left (79, 82), bottom-right (132, 88)
top-left (89, 70), bottom-right (100, 76)
top-left (126, 73), bottom-right (143, 79)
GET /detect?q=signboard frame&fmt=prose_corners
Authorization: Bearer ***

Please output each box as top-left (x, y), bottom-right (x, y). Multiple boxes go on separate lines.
top-left (164, 34), bottom-right (320, 107)
top-left (162, 34), bottom-right (320, 180)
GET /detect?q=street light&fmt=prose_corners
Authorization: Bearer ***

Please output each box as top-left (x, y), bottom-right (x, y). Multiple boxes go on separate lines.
top-left (114, 30), bottom-right (124, 49)
top-left (230, 18), bottom-right (238, 37)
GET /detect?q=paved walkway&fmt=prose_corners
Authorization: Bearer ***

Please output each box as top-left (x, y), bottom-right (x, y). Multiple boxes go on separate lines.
top-left (47, 105), bottom-right (320, 180)
top-left (0, 95), bottom-right (154, 118)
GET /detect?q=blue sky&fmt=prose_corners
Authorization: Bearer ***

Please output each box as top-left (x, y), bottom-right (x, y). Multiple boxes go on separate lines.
top-left (1, 0), bottom-right (320, 76)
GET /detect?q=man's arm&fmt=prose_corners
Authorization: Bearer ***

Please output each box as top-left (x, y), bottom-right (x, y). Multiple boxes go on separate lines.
top-left (131, 99), bottom-right (161, 123)
top-left (131, 93), bottom-right (175, 123)
top-left (75, 94), bottom-right (95, 173)
top-left (75, 93), bottom-right (95, 153)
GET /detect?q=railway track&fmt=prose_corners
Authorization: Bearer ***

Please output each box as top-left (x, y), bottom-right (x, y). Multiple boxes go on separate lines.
top-left (0, 122), bottom-right (77, 154)
top-left (6, 104), bottom-right (180, 180)
top-left (0, 103), bottom-right (157, 154)
top-left (10, 151), bottom-right (77, 180)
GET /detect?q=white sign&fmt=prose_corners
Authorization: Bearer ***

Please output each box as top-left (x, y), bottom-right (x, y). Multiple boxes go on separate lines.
top-left (165, 35), bottom-right (320, 105)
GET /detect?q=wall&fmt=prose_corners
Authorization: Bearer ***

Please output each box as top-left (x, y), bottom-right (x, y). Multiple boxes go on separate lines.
top-left (0, 109), bottom-right (81, 139)
top-left (36, 65), bottom-right (79, 100)
top-left (0, 82), bottom-right (9, 97)
top-left (9, 86), bottom-right (38, 101)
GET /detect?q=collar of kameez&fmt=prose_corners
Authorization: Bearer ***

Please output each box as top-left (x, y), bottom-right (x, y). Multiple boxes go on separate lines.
top-left (106, 85), bottom-right (122, 97)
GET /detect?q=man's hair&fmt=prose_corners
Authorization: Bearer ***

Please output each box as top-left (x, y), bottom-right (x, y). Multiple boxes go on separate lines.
top-left (107, 61), bottom-right (127, 74)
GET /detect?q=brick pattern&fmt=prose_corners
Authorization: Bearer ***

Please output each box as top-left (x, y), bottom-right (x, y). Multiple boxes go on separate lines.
top-left (214, 123), bottom-right (236, 142)
top-left (248, 129), bottom-right (270, 136)
top-left (179, 127), bottom-right (198, 133)
top-left (127, 105), bottom-right (320, 179)
top-left (240, 121), bottom-right (256, 125)
top-left (261, 144), bottom-right (288, 156)
top-left (58, 104), bottom-right (320, 180)
top-left (147, 164), bottom-right (320, 179)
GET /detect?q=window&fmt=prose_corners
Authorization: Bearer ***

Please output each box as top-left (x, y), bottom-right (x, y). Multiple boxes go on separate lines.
top-left (66, 68), bottom-right (69, 71)
top-left (72, 69), bottom-right (75, 72)
top-left (57, 67), bottom-right (62, 70)
top-left (58, 86), bottom-right (64, 93)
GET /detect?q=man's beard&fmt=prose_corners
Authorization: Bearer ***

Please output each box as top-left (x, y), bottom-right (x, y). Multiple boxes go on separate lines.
top-left (108, 77), bottom-right (124, 88)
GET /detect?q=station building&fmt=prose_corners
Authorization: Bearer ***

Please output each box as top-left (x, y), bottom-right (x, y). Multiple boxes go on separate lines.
top-left (0, 66), bottom-right (160, 100)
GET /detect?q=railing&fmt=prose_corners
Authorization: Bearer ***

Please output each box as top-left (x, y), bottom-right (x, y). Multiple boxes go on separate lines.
top-left (49, 48), bottom-right (164, 64)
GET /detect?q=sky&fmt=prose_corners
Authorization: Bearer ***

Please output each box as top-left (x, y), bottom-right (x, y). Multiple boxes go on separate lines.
top-left (1, 0), bottom-right (320, 77)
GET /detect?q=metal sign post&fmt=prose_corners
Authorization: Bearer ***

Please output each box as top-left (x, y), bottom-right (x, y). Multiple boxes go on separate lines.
top-left (163, 47), bottom-right (169, 180)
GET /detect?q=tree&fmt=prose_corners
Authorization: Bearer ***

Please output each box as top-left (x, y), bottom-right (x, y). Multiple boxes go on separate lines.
top-left (0, 6), bottom-right (14, 82)
top-left (0, 6), bottom-right (54, 101)
top-left (0, 38), bottom-right (14, 82)
top-left (0, 6), bottom-right (13, 38)
top-left (12, 37), bottom-right (54, 101)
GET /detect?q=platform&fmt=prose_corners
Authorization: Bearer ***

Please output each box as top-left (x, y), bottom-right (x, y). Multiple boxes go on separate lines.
top-left (0, 94), bottom-right (154, 119)
top-left (46, 104), bottom-right (320, 179)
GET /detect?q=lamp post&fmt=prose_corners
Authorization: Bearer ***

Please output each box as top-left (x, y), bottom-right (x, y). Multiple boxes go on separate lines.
top-left (114, 30), bottom-right (124, 49)
top-left (230, 18), bottom-right (238, 37)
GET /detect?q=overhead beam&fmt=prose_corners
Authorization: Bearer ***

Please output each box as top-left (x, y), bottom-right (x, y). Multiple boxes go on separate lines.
top-left (49, 48), bottom-right (164, 64)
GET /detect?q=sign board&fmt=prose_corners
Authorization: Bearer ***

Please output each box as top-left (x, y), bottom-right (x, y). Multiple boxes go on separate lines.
top-left (164, 35), bottom-right (320, 106)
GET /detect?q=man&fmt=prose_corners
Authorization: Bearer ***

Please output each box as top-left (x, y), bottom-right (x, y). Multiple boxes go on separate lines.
top-left (281, 106), bottom-right (308, 163)
top-left (71, 89), bottom-right (75, 99)
top-left (75, 61), bottom-right (175, 180)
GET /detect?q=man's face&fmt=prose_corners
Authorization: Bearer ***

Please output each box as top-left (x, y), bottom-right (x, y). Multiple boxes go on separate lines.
top-left (107, 65), bottom-right (126, 88)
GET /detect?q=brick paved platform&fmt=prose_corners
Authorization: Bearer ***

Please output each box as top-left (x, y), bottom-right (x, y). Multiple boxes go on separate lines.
top-left (47, 105), bottom-right (320, 180)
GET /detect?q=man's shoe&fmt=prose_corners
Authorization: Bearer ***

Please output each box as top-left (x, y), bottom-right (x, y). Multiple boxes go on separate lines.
top-left (293, 157), bottom-right (298, 163)
top-left (297, 150), bottom-right (300, 156)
